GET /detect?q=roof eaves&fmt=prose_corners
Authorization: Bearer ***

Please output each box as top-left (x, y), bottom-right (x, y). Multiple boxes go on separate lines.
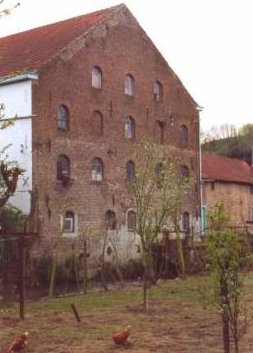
top-left (0, 71), bottom-right (38, 86)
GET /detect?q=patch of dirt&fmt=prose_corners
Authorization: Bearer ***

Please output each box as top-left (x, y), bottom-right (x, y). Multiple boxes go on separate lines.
top-left (1, 288), bottom-right (253, 353)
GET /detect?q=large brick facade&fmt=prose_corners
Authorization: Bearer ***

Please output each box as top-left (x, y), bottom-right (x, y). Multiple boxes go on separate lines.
top-left (1, 5), bottom-right (201, 265)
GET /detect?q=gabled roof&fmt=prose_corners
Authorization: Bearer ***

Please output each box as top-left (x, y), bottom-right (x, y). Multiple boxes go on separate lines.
top-left (0, 4), bottom-right (122, 78)
top-left (202, 153), bottom-right (253, 185)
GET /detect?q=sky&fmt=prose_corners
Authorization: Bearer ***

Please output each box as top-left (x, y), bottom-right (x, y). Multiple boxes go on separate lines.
top-left (1, 0), bottom-right (253, 132)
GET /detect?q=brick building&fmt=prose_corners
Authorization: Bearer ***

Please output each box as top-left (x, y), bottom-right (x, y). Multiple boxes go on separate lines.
top-left (202, 153), bottom-right (253, 229)
top-left (0, 4), bottom-right (201, 264)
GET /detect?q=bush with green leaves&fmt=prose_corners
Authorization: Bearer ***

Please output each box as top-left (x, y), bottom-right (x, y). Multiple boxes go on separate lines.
top-left (207, 202), bottom-right (250, 353)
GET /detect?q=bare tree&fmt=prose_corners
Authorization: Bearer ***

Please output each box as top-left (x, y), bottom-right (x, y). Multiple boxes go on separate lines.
top-left (129, 141), bottom-right (190, 311)
top-left (201, 124), bottom-right (237, 143)
top-left (0, 0), bottom-right (20, 18)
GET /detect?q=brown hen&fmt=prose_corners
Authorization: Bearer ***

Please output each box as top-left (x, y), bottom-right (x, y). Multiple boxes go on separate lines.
top-left (8, 332), bottom-right (28, 352)
top-left (111, 325), bottom-right (131, 344)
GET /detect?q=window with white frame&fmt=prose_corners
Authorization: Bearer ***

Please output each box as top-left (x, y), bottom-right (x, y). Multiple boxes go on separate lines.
top-left (63, 211), bottom-right (75, 233)
top-left (92, 66), bottom-right (102, 89)
top-left (125, 74), bottom-right (134, 96)
top-left (91, 158), bottom-right (103, 181)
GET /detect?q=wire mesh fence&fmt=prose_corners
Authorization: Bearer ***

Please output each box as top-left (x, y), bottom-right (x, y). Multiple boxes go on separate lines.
top-left (0, 225), bottom-right (252, 317)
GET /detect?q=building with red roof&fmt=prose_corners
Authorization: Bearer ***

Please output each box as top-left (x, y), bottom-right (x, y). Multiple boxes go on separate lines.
top-left (202, 153), bottom-right (253, 229)
top-left (0, 4), bottom-right (201, 264)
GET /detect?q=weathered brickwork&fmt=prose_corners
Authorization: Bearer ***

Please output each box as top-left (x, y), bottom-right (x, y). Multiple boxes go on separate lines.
top-left (203, 181), bottom-right (253, 227)
top-left (31, 8), bottom-right (200, 262)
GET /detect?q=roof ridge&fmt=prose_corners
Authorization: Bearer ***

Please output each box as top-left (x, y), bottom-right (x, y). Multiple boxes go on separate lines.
top-left (37, 3), bottom-right (128, 70)
top-left (0, 4), bottom-right (124, 40)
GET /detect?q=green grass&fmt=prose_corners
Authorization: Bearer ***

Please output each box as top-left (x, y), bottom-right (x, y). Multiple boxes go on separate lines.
top-left (1, 274), bottom-right (253, 353)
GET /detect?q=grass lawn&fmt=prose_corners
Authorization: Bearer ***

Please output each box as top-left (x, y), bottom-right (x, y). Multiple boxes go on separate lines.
top-left (1, 274), bottom-right (253, 353)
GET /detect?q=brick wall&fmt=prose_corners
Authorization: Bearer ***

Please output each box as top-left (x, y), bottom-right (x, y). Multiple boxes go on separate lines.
top-left (31, 10), bottom-right (200, 262)
top-left (203, 181), bottom-right (253, 227)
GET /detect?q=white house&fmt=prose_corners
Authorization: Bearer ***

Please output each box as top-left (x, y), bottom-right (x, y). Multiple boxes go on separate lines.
top-left (0, 73), bottom-right (37, 214)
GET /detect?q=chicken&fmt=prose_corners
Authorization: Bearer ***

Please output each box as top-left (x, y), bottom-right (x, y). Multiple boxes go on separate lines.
top-left (111, 325), bottom-right (131, 345)
top-left (8, 332), bottom-right (28, 352)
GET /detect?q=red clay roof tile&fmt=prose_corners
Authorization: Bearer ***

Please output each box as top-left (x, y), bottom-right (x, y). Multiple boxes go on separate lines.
top-left (0, 6), bottom-right (117, 77)
top-left (202, 153), bottom-right (253, 184)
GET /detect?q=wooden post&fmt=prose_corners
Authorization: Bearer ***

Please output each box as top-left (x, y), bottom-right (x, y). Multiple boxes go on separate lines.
top-left (83, 239), bottom-right (88, 294)
top-left (18, 225), bottom-right (26, 320)
top-left (70, 303), bottom-right (81, 322)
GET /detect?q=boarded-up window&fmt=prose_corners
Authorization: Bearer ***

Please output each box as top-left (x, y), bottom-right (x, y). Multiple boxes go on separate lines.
top-left (126, 160), bottom-right (135, 182)
top-left (179, 125), bottom-right (188, 146)
top-left (124, 117), bottom-right (135, 140)
top-left (105, 210), bottom-right (117, 230)
top-left (57, 154), bottom-right (70, 180)
top-left (180, 165), bottom-right (189, 180)
top-left (127, 210), bottom-right (136, 231)
top-left (92, 111), bottom-right (103, 136)
top-left (155, 120), bottom-right (164, 143)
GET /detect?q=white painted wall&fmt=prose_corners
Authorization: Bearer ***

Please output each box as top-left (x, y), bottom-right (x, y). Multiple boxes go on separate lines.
top-left (0, 80), bottom-right (32, 118)
top-left (0, 79), bottom-right (34, 215)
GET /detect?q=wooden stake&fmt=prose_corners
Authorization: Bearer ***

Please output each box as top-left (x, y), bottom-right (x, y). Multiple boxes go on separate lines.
top-left (71, 304), bottom-right (81, 322)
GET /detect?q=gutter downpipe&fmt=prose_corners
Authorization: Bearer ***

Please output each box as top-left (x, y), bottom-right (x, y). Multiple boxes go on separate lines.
top-left (196, 105), bottom-right (204, 237)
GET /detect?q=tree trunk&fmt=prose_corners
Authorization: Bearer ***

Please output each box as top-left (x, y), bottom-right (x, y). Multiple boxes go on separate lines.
top-left (143, 267), bottom-right (149, 312)
top-left (221, 278), bottom-right (230, 353)
top-left (175, 231), bottom-right (186, 279)
top-left (83, 240), bottom-right (88, 294)
top-left (222, 312), bottom-right (230, 353)
top-left (142, 250), bottom-right (154, 312)
top-left (48, 250), bottom-right (57, 297)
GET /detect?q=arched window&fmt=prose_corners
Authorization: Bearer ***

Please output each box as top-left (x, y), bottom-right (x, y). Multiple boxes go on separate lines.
top-left (91, 158), bottom-right (103, 181)
top-left (155, 120), bottom-right (164, 143)
top-left (105, 210), bottom-right (117, 230)
top-left (57, 104), bottom-right (69, 131)
top-left (155, 162), bottom-right (164, 188)
top-left (92, 66), bottom-right (102, 89)
top-left (92, 110), bottom-right (103, 136)
top-left (126, 160), bottom-right (135, 182)
top-left (63, 210), bottom-right (75, 233)
top-left (57, 154), bottom-right (70, 180)
top-left (124, 117), bottom-right (135, 140)
top-left (125, 74), bottom-right (134, 96)
top-left (180, 165), bottom-right (189, 180)
top-left (179, 125), bottom-right (189, 146)
top-left (182, 212), bottom-right (190, 234)
top-left (154, 81), bottom-right (163, 102)
top-left (127, 210), bottom-right (136, 232)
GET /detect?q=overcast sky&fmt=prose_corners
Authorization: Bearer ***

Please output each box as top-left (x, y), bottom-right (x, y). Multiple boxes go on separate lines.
top-left (1, 0), bottom-right (253, 132)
